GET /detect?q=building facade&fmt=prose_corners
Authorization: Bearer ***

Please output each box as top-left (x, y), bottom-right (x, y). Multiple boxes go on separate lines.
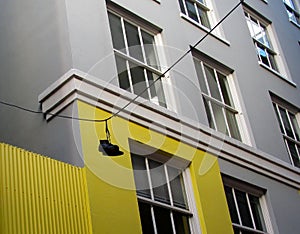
top-left (0, 0), bottom-right (300, 233)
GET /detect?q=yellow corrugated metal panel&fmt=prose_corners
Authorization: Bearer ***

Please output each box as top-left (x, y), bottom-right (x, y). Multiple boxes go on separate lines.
top-left (0, 143), bottom-right (92, 234)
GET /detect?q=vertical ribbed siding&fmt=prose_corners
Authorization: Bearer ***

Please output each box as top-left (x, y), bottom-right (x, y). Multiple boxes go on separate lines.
top-left (0, 143), bottom-right (92, 234)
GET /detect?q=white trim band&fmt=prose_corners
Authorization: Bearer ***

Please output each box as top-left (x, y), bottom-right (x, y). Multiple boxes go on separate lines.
top-left (38, 69), bottom-right (300, 189)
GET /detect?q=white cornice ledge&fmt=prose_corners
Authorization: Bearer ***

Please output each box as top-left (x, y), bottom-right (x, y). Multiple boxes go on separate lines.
top-left (38, 69), bottom-right (300, 189)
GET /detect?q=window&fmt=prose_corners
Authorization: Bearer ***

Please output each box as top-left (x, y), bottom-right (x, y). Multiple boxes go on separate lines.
top-left (193, 56), bottom-right (242, 141)
top-left (223, 177), bottom-right (270, 234)
top-left (273, 102), bottom-right (300, 168)
top-left (283, 0), bottom-right (300, 26)
top-left (108, 11), bottom-right (167, 107)
top-left (130, 149), bottom-right (195, 234)
top-left (178, 0), bottom-right (211, 29)
top-left (244, 10), bottom-right (279, 72)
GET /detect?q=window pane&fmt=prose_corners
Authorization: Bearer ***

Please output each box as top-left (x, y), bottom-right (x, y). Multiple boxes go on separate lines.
top-left (153, 206), bottom-right (173, 233)
top-left (168, 166), bottom-right (187, 209)
top-left (224, 186), bottom-right (240, 224)
top-left (235, 190), bottom-right (254, 228)
top-left (194, 60), bottom-right (208, 94)
top-left (211, 102), bottom-right (228, 135)
top-left (218, 72), bottom-right (233, 106)
top-left (129, 62), bottom-right (149, 99)
top-left (149, 160), bottom-right (170, 205)
top-left (286, 140), bottom-right (300, 168)
top-left (179, 0), bottom-right (186, 14)
top-left (138, 202), bottom-right (155, 234)
top-left (269, 53), bottom-right (278, 72)
top-left (142, 31), bottom-right (159, 69)
top-left (226, 109), bottom-right (241, 141)
top-left (203, 98), bottom-right (215, 129)
top-left (256, 44), bottom-right (270, 67)
top-left (289, 113), bottom-right (300, 141)
top-left (173, 211), bottom-right (191, 234)
top-left (249, 195), bottom-right (266, 231)
top-left (108, 13), bottom-right (125, 51)
top-left (147, 71), bottom-right (167, 108)
top-left (273, 103), bottom-right (284, 134)
top-left (124, 21), bottom-right (143, 61)
top-left (115, 56), bottom-right (131, 92)
top-left (197, 6), bottom-right (210, 28)
top-left (279, 107), bottom-right (294, 138)
top-left (131, 154), bottom-right (151, 198)
top-left (204, 65), bottom-right (222, 101)
top-left (186, 0), bottom-right (199, 22)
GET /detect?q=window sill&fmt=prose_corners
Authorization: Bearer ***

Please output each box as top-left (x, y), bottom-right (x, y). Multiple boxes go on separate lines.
top-left (153, 0), bottom-right (160, 4)
top-left (258, 62), bottom-right (297, 87)
top-left (180, 14), bottom-right (230, 46)
top-left (289, 19), bottom-right (300, 29)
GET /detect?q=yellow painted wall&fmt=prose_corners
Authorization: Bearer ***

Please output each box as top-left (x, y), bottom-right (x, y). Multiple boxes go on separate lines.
top-left (0, 143), bottom-right (92, 234)
top-left (77, 101), bottom-right (233, 234)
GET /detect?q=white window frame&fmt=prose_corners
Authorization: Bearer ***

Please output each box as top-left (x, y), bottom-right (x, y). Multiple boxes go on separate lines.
top-left (283, 0), bottom-right (300, 27)
top-left (178, 0), bottom-right (212, 30)
top-left (193, 54), bottom-right (251, 144)
top-left (244, 10), bottom-right (279, 73)
top-left (272, 102), bottom-right (300, 168)
top-left (223, 176), bottom-right (274, 234)
top-left (107, 9), bottom-right (175, 110)
top-left (130, 141), bottom-right (201, 234)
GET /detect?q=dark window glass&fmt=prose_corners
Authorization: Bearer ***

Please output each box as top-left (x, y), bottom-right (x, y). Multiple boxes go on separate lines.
top-left (203, 98), bottom-right (215, 129)
top-left (115, 56), bottom-right (131, 92)
top-left (124, 21), bottom-right (143, 61)
top-left (279, 107), bottom-right (294, 138)
top-left (129, 62), bottom-right (149, 99)
top-left (273, 103), bottom-right (284, 134)
top-left (131, 154), bottom-right (151, 198)
top-left (226, 109), bottom-right (241, 141)
top-left (108, 13), bottom-right (125, 51)
top-left (186, 0), bottom-right (199, 22)
top-left (197, 6), bottom-right (210, 28)
top-left (194, 60), bottom-right (208, 94)
top-left (289, 113), bottom-right (300, 141)
top-left (138, 202), bottom-right (155, 234)
top-left (224, 186), bottom-right (239, 224)
top-left (149, 160), bottom-right (170, 205)
top-left (211, 102), bottom-right (228, 135)
top-left (286, 140), bottom-right (300, 167)
top-left (173, 211), bottom-right (191, 234)
top-left (153, 206), bottom-right (173, 234)
top-left (269, 52), bottom-right (278, 71)
top-left (142, 31), bottom-right (159, 69)
top-left (218, 72), bottom-right (233, 106)
top-left (204, 65), bottom-right (221, 101)
top-left (179, 0), bottom-right (186, 14)
top-left (168, 166), bottom-right (187, 209)
top-left (235, 190), bottom-right (253, 228)
top-left (249, 195), bottom-right (266, 231)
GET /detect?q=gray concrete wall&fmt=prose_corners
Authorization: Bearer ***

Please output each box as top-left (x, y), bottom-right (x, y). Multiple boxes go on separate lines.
top-left (0, 0), bottom-right (84, 166)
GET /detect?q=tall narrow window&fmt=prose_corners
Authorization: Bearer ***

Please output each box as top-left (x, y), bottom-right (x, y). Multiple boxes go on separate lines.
top-left (178, 0), bottom-right (211, 29)
top-left (194, 56), bottom-right (242, 141)
top-left (223, 177), bottom-right (270, 234)
top-left (108, 11), bottom-right (167, 107)
top-left (244, 10), bottom-right (279, 72)
top-left (273, 102), bottom-right (300, 168)
top-left (131, 151), bottom-right (195, 234)
top-left (283, 0), bottom-right (300, 26)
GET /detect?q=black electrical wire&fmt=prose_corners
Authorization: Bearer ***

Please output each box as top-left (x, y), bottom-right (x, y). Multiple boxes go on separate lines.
top-left (0, 0), bottom-right (244, 123)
